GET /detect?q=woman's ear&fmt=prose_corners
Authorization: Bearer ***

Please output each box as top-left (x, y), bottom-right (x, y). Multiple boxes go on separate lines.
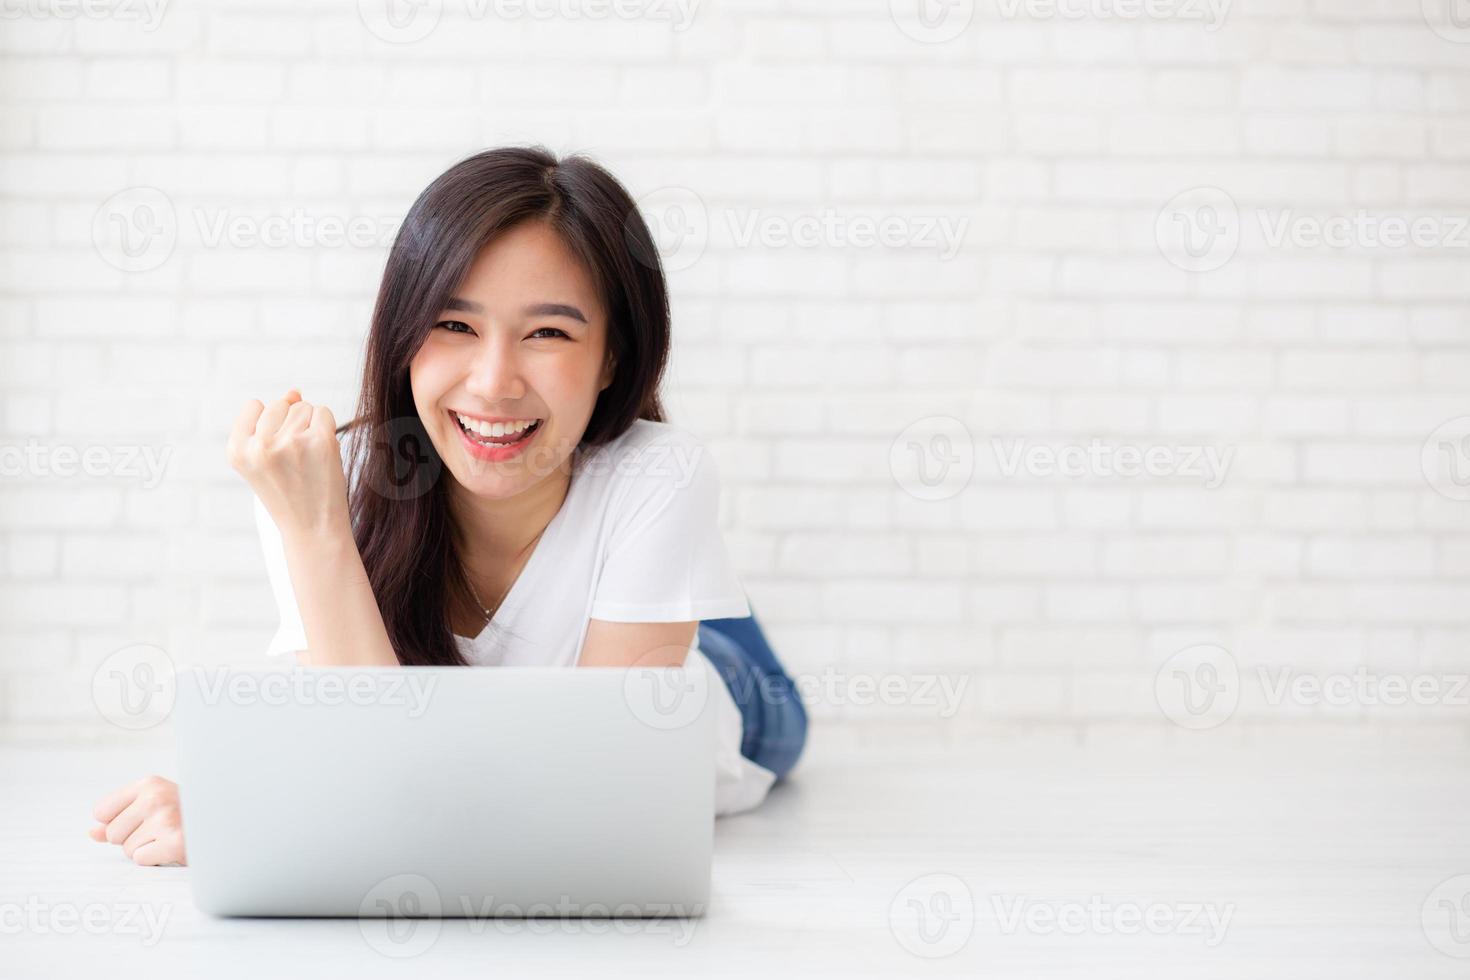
top-left (599, 349), bottom-right (616, 392)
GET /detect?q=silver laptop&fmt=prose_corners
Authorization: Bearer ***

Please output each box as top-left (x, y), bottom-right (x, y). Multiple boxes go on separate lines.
top-left (173, 665), bottom-right (715, 919)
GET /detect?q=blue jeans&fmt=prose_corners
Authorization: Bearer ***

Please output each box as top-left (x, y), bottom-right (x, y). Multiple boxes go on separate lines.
top-left (697, 608), bottom-right (807, 781)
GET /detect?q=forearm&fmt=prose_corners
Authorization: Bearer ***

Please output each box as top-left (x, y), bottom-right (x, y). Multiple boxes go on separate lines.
top-left (280, 525), bottom-right (399, 667)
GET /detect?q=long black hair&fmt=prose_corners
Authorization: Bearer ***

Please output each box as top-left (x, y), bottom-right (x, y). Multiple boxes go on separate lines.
top-left (336, 146), bottom-right (672, 666)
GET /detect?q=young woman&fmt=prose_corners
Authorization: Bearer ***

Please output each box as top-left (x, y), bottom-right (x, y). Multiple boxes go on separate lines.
top-left (88, 146), bottom-right (808, 867)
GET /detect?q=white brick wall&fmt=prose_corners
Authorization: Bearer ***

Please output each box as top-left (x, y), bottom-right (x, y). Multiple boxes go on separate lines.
top-left (2, 0), bottom-right (1469, 738)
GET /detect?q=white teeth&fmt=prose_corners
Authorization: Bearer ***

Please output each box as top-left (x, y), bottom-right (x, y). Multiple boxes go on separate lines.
top-left (454, 413), bottom-right (538, 441)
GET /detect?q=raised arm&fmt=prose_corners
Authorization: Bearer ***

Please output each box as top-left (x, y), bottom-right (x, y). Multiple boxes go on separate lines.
top-left (227, 390), bottom-right (398, 668)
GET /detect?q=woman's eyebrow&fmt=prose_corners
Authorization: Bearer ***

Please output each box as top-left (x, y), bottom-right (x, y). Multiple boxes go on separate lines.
top-left (443, 297), bottom-right (587, 324)
top-left (524, 302), bottom-right (587, 323)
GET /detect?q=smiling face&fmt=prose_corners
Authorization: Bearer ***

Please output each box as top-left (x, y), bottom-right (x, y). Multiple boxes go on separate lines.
top-left (409, 219), bottom-right (615, 500)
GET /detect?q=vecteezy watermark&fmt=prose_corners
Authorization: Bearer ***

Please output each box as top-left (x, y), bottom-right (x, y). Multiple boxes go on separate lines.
top-left (992, 894), bottom-right (1235, 947)
top-left (359, 874), bottom-right (443, 958)
top-left (0, 897), bottom-right (172, 947)
top-left (92, 653), bottom-right (441, 730)
top-left (1422, 416), bottom-right (1470, 503)
top-left (93, 189), bottom-right (409, 272)
top-left (92, 187), bottom-right (176, 273)
top-left (358, 874), bottom-right (700, 958)
top-left (576, 440), bottom-right (704, 486)
top-left (454, 425), bottom-right (706, 488)
top-left (1156, 186), bottom-right (1240, 273)
top-left (889, 874), bottom-right (975, 958)
top-left (189, 667), bottom-right (438, 718)
top-left (623, 650), bottom-right (712, 732)
top-left (1160, 186), bottom-right (1470, 272)
top-left (1257, 667), bottom-right (1470, 709)
top-left (191, 208), bottom-right (404, 250)
top-left (726, 209), bottom-right (970, 262)
top-left (992, 438), bottom-right (1235, 490)
top-left (1257, 209), bottom-right (1470, 250)
top-left (790, 669), bottom-right (968, 719)
top-left (1423, 874), bottom-right (1470, 958)
top-left (995, 0), bottom-right (1231, 29)
top-left (890, 416), bottom-right (975, 502)
top-left (357, 0), bottom-right (701, 44)
top-left (1156, 646), bottom-right (1470, 729)
top-left (0, 0), bottom-right (169, 30)
top-left (889, 0), bottom-right (974, 43)
top-left (362, 416), bottom-right (444, 502)
top-left (627, 188), bottom-right (971, 271)
top-left (92, 644), bottom-right (176, 731)
top-left (0, 440), bottom-right (173, 489)
top-left (626, 186), bottom-right (708, 273)
top-left (1422, 0), bottom-right (1470, 44)
top-left (1154, 644), bottom-right (1239, 730)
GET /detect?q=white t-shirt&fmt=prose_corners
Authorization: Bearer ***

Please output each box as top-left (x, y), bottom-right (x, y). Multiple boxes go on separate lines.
top-left (252, 417), bottom-right (776, 816)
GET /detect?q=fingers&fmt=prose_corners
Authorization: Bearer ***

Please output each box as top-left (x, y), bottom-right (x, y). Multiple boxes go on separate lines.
top-left (309, 403), bottom-right (337, 434)
top-left (88, 823), bottom-right (106, 841)
top-left (254, 390), bottom-right (303, 441)
top-left (91, 779), bottom-right (143, 824)
top-left (103, 796), bottom-right (150, 846)
top-left (121, 822), bottom-right (156, 860)
top-left (130, 839), bottom-right (180, 867)
top-left (281, 398), bottom-right (315, 435)
top-left (228, 399), bottom-right (265, 462)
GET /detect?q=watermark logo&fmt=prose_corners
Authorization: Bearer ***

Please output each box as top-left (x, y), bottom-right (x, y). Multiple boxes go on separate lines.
top-left (92, 644), bottom-right (176, 731)
top-left (1422, 0), bottom-right (1470, 44)
top-left (1156, 186), bottom-right (1239, 273)
top-left (1424, 875), bottom-right (1470, 957)
top-left (889, 873), bottom-right (974, 958)
top-left (889, 0), bottom-right (974, 43)
top-left (359, 874), bottom-right (443, 957)
top-left (1257, 667), bottom-right (1470, 709)
top-left (993, 894), bottom-right (1235, 946)
top-left (1154, 644), bottom-right (1238, 730)
top-left (890, 416), bottom-right (975, 501)
top-left (623, 651), bottom-right (711, 732)
top-left (992, 437), bottom-right (1234, 489)
top-left (191, 207), bottom-right (404, 250)
top-left (1422, 416), bottom-right (1470, 502)
top-left (357, 0), bottom-right (442, 43)
top-left (0, 0), bottom-right (169, 30)
top-left (628, 186), bottom-right (708, 273)
top-left (0, 898), bottom-right (171, 947)
top-left (726, 209), bottom-right (969, 261)
top-left (0, 440), bottom-right (173, 489)
top-left (92, 187), bottom-right (176, 273)
top-left (457, 896), bottom-right (701, 941)
top-left (364, 417), bottom-right (444, 501)
top-left (1257, 209), bottom-right (1470, 250)
top-left (996, 0), bottom-right (1231, 30)
top-left (190, 667), bottom-right (438, 717)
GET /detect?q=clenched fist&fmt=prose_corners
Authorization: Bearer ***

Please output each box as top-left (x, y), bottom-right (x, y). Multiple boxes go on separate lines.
top-left (89, 775), bottom-right (186, 867)
top-left (227, 389), bottom-right (350, 540)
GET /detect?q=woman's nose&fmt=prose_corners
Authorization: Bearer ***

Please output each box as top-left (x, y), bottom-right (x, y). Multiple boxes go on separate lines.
top-left (464, 339), bottom-right (525, 401)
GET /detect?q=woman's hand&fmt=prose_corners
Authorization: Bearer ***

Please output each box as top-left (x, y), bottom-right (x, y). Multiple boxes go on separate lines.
top-left (89, 775), bottom-right (187, 867)
top-left (227, 389), bottom-right (350, 540)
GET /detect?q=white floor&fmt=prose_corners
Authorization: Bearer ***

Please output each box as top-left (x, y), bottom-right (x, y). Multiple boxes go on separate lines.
top-left (4, 722), bottom-right (1469, 979)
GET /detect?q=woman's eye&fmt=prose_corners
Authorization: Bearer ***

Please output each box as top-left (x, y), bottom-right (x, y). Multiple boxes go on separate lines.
top-left (436, 320), bottom-right (473, 335)
top-left (529, 327), bottom-right (568, 339)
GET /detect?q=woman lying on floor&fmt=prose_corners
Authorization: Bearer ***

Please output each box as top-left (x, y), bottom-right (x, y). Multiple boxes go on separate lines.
top-left (88, 146), bottom-right (808, 866)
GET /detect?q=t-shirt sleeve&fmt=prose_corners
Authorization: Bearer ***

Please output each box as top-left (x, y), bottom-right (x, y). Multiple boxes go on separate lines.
top-left (589, 430), bottom-right (753, 623)
top-left (253, 492), bottom-right (308, 659)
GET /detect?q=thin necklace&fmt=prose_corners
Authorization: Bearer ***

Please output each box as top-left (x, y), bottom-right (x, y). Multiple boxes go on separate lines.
top-left (465, 524), bottom-right (549, 627)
